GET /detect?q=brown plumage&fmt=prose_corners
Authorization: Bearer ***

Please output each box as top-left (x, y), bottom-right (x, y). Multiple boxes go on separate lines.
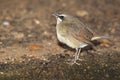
top-left (52, 13), bottom-right (111, 65)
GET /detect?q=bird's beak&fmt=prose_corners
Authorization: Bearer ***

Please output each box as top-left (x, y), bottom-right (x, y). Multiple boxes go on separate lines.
top-left (52, 13), bottom-right (59, 18)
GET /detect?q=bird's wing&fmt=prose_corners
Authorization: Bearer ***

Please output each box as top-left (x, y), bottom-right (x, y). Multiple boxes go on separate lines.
top-left (64, 22), bottom-right (95, 46)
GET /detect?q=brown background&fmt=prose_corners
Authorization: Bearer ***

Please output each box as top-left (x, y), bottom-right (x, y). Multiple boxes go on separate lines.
top-left (0, 0), bottom-right (120, 80)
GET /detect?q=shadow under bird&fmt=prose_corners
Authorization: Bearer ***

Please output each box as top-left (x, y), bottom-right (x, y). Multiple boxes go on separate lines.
top-left (52, 13), bottom-right (111, 65)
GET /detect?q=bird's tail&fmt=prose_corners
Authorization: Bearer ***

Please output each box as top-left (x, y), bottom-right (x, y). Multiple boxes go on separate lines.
top-left (91, 36), bottom-right (113, 47)
top-left (91, 36), bottom-right (110, 41)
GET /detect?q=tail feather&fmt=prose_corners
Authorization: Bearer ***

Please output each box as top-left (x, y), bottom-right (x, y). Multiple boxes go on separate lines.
top-left (91, 36), bottom-right (114, 47)
top-left (91, 36), bottom-right (110, 41)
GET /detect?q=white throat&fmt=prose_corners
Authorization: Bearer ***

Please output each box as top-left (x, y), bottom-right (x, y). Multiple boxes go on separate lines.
top-left (57, 18), bottom-right (62, 24)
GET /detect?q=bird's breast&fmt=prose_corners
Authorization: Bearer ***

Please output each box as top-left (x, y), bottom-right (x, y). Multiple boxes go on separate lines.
top-left (56, 25), bottom-right (88, 49)
top-left (56, 26), bottom-right (66, 43)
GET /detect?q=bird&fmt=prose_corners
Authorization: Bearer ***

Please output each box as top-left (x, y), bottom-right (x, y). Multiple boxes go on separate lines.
top-left (52, 13), bottom-right (111, 65)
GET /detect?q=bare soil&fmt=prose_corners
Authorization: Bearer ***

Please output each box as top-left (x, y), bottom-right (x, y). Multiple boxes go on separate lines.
top-left (0, 0), bottom-right (120, 80)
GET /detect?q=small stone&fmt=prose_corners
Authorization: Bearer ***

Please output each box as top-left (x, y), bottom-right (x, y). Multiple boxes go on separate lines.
top-left (0, 42), bottom-right (2, 44)
top-left (34, 19), bottom-right (40, 24)
top-left (76, 10), bottom-right (89, 17)
top-left (3, 21), bottom-right (10, 26)
top-left (12, 32), bottom-right (25, 39)
top-left (29, 45), bottom-right (42, 51)
top-left (62, 3), bottom-right (66, 7)
top-left (0, 72), bottom-right (4, 74)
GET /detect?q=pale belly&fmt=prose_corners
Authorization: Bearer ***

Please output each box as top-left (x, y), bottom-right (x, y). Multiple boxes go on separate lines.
top-left (57, 32), bottom-right (88, 49)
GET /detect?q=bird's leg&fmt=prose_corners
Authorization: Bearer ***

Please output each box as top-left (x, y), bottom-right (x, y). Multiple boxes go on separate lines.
top-left (73, 48), bottom-right (78, 62)
top-left (76, 48), bottom-right (81, 60)
top-left (66, 48), bottom-right (82, 65)
top-left (71, 48), bottom-right (82, 65)
top-left (74, 48), bottom-right (82, 61)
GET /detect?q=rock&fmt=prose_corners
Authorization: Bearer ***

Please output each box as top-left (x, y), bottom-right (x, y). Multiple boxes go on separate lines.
top-left (3, 21), bottom-right (10, 26)
top-left (12, 32), bottom-right (25, 39)
top-left (76, 10), bottom-right (89, 17)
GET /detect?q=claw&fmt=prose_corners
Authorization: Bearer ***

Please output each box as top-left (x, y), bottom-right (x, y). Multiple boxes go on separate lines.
top-left (66, 58), bottom-right (83, 65)
top-left (66, 60), bottom-right (81, 65)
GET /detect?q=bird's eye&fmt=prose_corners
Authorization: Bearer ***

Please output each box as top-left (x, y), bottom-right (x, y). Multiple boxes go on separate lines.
top-left (58, 16), bottom-right (64, 20)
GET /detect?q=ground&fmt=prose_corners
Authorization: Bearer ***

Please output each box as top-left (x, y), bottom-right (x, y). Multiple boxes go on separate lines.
top-left (0, 0), bottom-right (120, 80)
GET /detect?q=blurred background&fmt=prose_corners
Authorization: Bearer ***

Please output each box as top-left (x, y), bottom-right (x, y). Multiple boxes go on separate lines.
top-left (0, 0), bottom-right (120, 80)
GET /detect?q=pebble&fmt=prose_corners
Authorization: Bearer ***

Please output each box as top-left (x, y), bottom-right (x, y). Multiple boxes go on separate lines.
top-left (12, 32), bottom-right (25, 39)
top-left (0, 72), bottom-right (4, 74)
top-left (3, 21), bottom-right (10, 26)
top-left (76, 10), bottom-right (89, 17)
top-left (34, 19), bottom-right (40, 24)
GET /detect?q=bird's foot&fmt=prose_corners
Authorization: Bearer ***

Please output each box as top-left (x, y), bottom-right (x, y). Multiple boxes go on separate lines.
top-left (66, 58), bottom-right (84, 65)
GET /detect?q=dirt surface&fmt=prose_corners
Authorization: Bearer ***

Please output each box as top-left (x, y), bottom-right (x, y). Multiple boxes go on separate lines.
top-left (0, 0), bottom-right (120, 80)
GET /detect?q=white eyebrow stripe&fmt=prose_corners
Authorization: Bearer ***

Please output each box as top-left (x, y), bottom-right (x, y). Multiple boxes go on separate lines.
top-left (59, 14), bottom-right (67, 17)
